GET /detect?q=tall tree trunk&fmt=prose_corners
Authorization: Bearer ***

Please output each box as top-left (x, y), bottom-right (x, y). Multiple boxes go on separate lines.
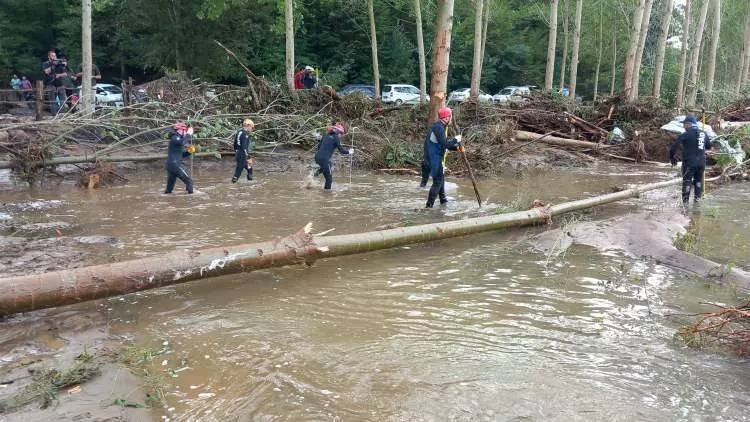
top-left (631, 0), bottom-right (654, 100)
top-left (652, 0), bottom-right (675, 98)
top-left (559, 0), bottom-right (569, 92)
top-left (479, 0), bottom-right (490, 84)
top-left (170, 1), bottom-right (181, 71)
top-left (687, 0), bottom-right (711, 107)
top-left (470, 0), bottom-right (484, 99)
top-left (610, 30), bottom-right (617, 95)
top-left (368, 0), bottom-right (381, 98)
top-left (545, 0), bottom-right (559, 91)
top-left (568, 0), bottom-right (583, 99)
top-left (593, 2), bottom-right (603, 101)
top-left (81, 0), bottom-right (93, 115)
top-left (741, 15), bottom-right (750, 91)
top-left (676, 0), bottom-right (692, 108)
top-left (704, 0), bottom-right (721, 107)
top-left (429, 0), bottom-right (455, 123)
top-left (623, 0), bottom-right (646, 100)
top-left (285, 0), bottom-right (295, 91)
top-left (414, 0), bottom-right (427, 103)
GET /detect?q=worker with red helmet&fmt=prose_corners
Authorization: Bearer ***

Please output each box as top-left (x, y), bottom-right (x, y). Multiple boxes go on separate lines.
top-left (424, 107), bottom-right (461, 208)
top-left (164, 122), bottom-right (195, 194)
top-left (314, 122), bottom-right (352, 190)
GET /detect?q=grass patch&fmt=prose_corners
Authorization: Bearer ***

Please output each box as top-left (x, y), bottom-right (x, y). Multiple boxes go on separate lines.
top-left (0, 351), bottom-right (101, 414)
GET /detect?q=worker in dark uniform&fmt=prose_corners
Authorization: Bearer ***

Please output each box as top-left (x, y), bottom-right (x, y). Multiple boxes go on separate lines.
top-left (314, 122), bottom-right (352, 190)
top-left (670, 115), bottom-right (713, 206)
top-left (232, 118), bottom-right (255, 183)
top-left (425, 107), bottom-right (461, 208)
top-left (419, 134), bottom-right (430, 188)
top-left (164, 122), bottom-right (195, 194)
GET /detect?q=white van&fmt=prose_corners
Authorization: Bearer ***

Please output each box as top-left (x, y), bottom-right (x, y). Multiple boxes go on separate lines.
top-left (381, 84), bottom-right (421, 105)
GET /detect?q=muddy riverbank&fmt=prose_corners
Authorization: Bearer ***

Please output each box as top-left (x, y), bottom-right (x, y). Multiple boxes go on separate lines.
top-left (1, 162), bottom-right (749, 421)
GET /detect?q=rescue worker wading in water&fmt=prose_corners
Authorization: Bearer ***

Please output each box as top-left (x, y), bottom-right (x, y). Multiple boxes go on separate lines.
top-left (164, 122), bottom-right (195, 194)
top-left (669, 115), bottom-right (713, 207)
top-left (424, 107), bottom-right (462, 208)
top-left (314, 122), bottom-right (352, 190)
top-left (232, 119), bottom-right (255, 183)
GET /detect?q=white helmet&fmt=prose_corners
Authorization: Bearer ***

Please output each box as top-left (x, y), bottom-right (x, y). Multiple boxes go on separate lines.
top-left (305, 66), bottom-right (314, 71)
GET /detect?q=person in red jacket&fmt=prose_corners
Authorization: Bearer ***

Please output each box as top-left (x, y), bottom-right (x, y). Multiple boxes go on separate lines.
top-left (294, 66), bottom-right (305, 90)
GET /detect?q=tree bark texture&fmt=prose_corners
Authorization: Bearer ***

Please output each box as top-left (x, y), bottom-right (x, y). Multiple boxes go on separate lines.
top-left (593, 2), bottom-right (603, 101)
top-left (559, 0), bottom-right (569, 91)
top-left (610, 30), bottom-right (617, 95)
top-left (676, 0), bottom-right (692, 108)
top-left (568, 0), bottom-right (583, 99)
top-left (81, 0), bottom-right (94, 115)
top-left (414, 0), bottom-right (427, 103)
top-left (631, 0), bottom-right (654, 100)
top-left (6, 177), bottom-right (746, 318)
top-left (479, 0), bottom-right (490, 87)
top-left (368, 0), bottom-right (381, 98)
top-left (687, 0), bottom-right (711, 107)
top-left (545, 0), bottom-right (559, 91)
top-left (737, 15), bottom-right (750, 93)
top-left (285, 0), bottom-right (295, 91)
top-left (704, 0), bottom-right (721, 106)
top-left (623, 0), bottom-right (646, 100)
top-left (652, 0), bottom-right (675, 99)
top-left (470, 0), bottom-right (485, 99)
top-left (429, 0), bottom-right (455, 123)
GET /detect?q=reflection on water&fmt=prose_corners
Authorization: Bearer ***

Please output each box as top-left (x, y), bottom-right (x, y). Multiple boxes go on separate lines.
top-left (2, 162), bottom-right (749, 421)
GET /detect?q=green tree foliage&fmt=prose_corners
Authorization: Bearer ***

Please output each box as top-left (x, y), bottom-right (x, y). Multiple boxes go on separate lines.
top-left (0, 0), bottom-right (747, 103)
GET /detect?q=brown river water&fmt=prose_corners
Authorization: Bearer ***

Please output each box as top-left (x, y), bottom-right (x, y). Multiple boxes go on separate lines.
top-left (1, 162), bottom-right (749, 421)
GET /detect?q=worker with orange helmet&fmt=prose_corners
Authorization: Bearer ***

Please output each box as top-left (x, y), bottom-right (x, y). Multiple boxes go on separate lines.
top-left (164, 121), bottom-right (195, 194)
top-left (424, 106), bottom-right (461, 208)
top-left (232, 118), bottom-right (256, 183)
top-left (314, 122), bottom-right (352, 190)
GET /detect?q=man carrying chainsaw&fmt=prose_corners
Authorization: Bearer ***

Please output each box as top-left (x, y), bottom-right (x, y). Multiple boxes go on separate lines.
top-left (164, 122), bottom-right (196, 194)
top-left (424, 107), bottom-right (462, 208)
top-left (232, 119), bottom-right (256, 183)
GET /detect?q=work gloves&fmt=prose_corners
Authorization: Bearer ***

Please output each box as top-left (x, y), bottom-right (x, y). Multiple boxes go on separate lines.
top-left (348, 148), bottom-right (354, 155)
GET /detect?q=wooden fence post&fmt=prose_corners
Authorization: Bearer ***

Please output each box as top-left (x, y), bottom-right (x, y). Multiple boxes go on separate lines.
top-left (35, 81), bottom-right (44, 121)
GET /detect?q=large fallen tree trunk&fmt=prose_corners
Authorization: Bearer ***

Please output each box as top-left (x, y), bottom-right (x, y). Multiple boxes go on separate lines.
top-left (2, 177), bottom-right (748, 317)
top-left (0, 152), bottom-right (234, 170)
top-left (514, 130), bottom-right (613, 150)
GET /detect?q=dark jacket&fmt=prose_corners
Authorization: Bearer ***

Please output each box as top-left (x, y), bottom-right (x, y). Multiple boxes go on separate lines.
top-left (233, 129), bottom-right (254, 160)
top-left (166, 132), bottom-right (192, 167)
top-left (315, 133), bottom-right (349, 162)
top-left (302, 72), bottom-right (316, 89)
top-left (670, 126), bottom-right (712, 167)
top-left (425, 121), bottom-right (459, 170)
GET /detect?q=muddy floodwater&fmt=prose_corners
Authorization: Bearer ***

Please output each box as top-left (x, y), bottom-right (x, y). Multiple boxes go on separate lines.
top-left (1, 163), bottom-right (749, 421)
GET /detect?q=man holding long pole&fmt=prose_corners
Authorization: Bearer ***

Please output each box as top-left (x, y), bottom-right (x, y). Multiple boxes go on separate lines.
top-left (424, 107), bottom-right (461, 208)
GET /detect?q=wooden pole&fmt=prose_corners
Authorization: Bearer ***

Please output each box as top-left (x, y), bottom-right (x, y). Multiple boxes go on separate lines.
top-left (34, 81), bottom-right (44, 121)
top-left (2, 177), bottom-right (747, 317)
top-left (460, 148), bottom-right (482, 207)
top-left (81, 0), bottom-right (94, 115)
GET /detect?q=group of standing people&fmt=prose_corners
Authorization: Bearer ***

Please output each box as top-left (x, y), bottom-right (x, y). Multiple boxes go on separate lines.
top-left (294, 66), bottom-right (317, 90)
top-left (41, 49), bottom-right (101, 113)
top-left (9, 74), bottom-right (33, 103)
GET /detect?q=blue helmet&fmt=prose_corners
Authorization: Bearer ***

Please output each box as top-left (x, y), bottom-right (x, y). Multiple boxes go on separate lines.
top-left (682, 115), bottom-right (697, 125)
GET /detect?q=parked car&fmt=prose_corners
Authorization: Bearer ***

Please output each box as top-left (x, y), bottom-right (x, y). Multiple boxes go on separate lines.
top-left (381, 84), bottom-right (421, 105)
top-left (71, 83), bottom-right (124, 107)
top-left (447, 88), bottom-right (492, 104)
top-left (493, 85), bottom-right (537, 104)
top-left (339, 84), bottom-right (376, 99)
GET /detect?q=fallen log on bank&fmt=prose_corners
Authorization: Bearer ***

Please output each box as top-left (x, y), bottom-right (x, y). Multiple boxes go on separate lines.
top-left (0, 151), bottom-right (235, 170)
top-left (514, 130), bottom-right (614, 150)
top-left (2, 177), bottom-right (748, 317)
